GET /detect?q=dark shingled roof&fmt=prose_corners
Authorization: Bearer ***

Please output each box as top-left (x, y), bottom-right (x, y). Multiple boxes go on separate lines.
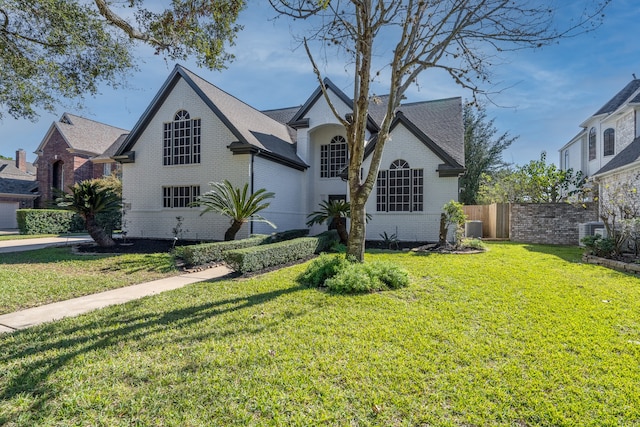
top-left (93, 134), bottom-right (129, 162)
top-left (365, 95), bottom-right (464, 168)
top-left (261, 107), bottom-right (300, 124)
top-left (0, 159), bottom-right (37, 195)
top-left (593, 80), bottom-right (640, 116)
top-left (53, 113), bottom-right (129, 155)
top-left (117, 65), bottom-right (462, 172)
top-left (594, 136), bottom-right (640, 176)
top-left (117, 65), bottom-right (307, 170)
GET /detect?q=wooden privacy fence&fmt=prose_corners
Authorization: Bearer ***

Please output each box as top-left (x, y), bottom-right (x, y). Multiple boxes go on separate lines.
top-left (462, 203), bottom-right (510, 239)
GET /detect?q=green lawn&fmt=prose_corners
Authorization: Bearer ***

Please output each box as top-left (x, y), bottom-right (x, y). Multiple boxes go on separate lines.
top-left (0, 248), bottom-right (178, 314)
top-left (1, 242), bottom-right (639, 426)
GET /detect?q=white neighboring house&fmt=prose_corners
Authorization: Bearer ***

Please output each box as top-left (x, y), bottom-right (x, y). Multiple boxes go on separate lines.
top-left (114, 65), bottom-right (464, 241)
top-left (559, 78), bottom-right (640, 210)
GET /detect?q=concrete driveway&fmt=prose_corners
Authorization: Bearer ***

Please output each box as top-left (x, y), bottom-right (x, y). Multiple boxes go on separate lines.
top-left (0, 235), bottom-right (94, 253)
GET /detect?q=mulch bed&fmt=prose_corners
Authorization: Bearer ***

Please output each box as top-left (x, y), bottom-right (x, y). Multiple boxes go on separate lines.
top-left (74, 238), bottom-right (200, 254)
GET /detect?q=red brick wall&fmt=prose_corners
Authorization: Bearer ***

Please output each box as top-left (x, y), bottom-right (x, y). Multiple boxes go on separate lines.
top-left (36, 128), bottom-right (96, 205)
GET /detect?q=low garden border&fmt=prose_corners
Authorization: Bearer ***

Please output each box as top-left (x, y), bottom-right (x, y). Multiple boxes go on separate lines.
top-left (582, 254), bottom-right (640, 275)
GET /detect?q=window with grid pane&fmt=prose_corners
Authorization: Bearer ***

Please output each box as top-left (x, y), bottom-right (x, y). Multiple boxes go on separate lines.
top-left (603, 128), bottom-right (615, 156)
top-left (162, 185), bottom-right (201, 208)
top-left (376, 160), bottom-right (423, 212)
top-left (163, 110), bottom-right (201, 165)
top-left (588, 127), bottom-right (596, 161)
top-left (320, 135), bottom-right (348, 178)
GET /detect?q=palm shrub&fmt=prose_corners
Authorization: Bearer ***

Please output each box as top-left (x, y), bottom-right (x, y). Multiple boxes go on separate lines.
top-left (191, 180), bottom-right (275, 241)
top-left (56, 179), bottom-right (121, 247)
top-left (306, 200), bottom-right (371, 245)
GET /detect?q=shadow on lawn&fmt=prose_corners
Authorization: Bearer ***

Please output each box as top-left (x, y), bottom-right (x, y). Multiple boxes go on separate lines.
top-left (0, 283), bottom-right (306, 425)
top-left (522, 243), bottom-right (584, 263)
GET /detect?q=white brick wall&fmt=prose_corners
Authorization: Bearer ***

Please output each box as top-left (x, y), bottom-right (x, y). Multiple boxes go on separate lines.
top-left (252, 156), bottom-right (306, 234)
top-left (122, 79), bottom-right (251, 240)
top-left (362, 124), bottom-right (459, 241)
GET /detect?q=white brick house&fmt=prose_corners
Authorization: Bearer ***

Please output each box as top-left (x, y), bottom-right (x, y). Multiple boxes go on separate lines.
top-left (114, 65), bottom-right (464, 241)
top-left (559, 79), bottom-right (640, 212)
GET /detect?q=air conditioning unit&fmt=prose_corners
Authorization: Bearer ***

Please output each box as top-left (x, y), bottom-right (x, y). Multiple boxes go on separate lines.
top-left (578, 222), bottom-right (605, 246)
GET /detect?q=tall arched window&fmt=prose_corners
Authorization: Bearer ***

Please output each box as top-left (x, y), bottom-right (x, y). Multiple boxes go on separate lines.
top-left (376, 159), bottom-right (423, 212)
top-left (320, 135), bottom-right (348, 178)
top-left (588, 127), bottom-right (597, 161)
top-left (52, 160), bottom-right (64, 191)
top-left (163, 110), bottom-right (201, 165)
top-left (603, 128), bottom-right (615, 156)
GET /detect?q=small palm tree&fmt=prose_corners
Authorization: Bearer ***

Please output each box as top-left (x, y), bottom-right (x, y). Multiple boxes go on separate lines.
top-left (192, 180), bottom-right (276, 241)
top-left (306, 200), bottom-right (353, 244)
top-left (56, 179), bottom-right (121, 247)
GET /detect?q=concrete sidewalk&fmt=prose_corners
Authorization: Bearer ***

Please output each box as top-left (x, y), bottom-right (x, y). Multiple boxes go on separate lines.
top-left (0, 235), bottom-right (94, 253)
top-left (0, 265), bottom-right (233, 334)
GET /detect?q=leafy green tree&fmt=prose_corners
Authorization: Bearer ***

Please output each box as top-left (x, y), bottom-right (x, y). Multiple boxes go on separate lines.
top-left (192, 180), bottom-right (275, 241)
top-left (440, 200), bottom-right (467, 246)
top-left (478, 152), bottom-right (585, 203)
top-left (597, 172), bottom-right (640, 255)
top-left (460, 103), bottom-right (516, 205)
top-left (1, 0), bottom-right (244, 120)
top-left (56, 179), bottom-right (121, 247)
top-left (270, 0), bottom-right (609, 262)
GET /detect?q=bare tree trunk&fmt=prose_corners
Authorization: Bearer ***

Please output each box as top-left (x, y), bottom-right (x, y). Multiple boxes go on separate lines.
top-left (439, 213), bottom-right (447, 246)
top-left (85, 215), bottom-right (116, 247)
top-left (224, 220), bottom-right (244, 241)
top-left (346, 193), bottom-right (368, 262)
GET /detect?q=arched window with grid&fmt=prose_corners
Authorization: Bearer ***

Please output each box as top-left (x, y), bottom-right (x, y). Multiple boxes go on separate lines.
top-left (603, 128), bottom-right (615, 157)
top-left (376, 159), bottom-right (423, 212)
top-left (163, 110), bottom-right (201, 165)
top-left (320, 135), bottom-right (348, 178)
top-left (588, 127), bottom-right (597, 161)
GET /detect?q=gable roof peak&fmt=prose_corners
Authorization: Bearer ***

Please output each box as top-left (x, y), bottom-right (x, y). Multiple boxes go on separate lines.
top-left (592, 79), bottom-right (640, 117)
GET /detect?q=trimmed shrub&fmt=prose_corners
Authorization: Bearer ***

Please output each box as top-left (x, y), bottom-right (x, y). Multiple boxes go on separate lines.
top-left (224, 237), bottom-right (319, 273)
top-left (223, 231), bottom-right (339, 273)
top-left (266, 228), bottom-right (309, 243)
top-left (315, 230), bottom-right (340, 252)
top-left (174, 234), bottom-right (270, 267)
top-left (581, 235), bottom-right (616, 258)
top-left (298, 253), bottom-right (350, 287)
top-left (16, 209), bottom-right (84, 234)
top-left (299, 254), bottom-right (410, 294)
top-left (325, 261), bottom-right (409, 294)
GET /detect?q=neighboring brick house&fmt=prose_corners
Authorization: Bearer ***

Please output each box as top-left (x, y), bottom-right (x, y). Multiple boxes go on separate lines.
top-left (559, 79), bottom-right (640, 217)
top-left (34, 113), bottom-right (129, 205)
top-left (114, 65), bottom-right (464, 241)
top-left (0, 149), bottom-right (38, 228)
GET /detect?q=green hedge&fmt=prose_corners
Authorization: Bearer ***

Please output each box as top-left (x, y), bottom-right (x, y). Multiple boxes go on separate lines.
top-left (16, 209), bottom-right (84, 234)
top-left (16, 209), bottom-right (118, 235)
top-left (173, 234), bottom-right (271, 267)
top-left (223, 231), bottom-right (339, 273)
top-left (265, 228), bottom-right (309, 243)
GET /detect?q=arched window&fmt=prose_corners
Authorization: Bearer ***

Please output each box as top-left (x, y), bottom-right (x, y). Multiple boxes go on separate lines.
top-left (320, 135), bottom-right (348, 178)
top-left (163, 110), bottom-right (201, 165)
top-left (376, 159), bottom-right (423, 212)
top-left (603, 128), bottom-right (615, 156)
top-left (52, 160), bottom-right (64, 191)
top-left (588, 127), bottom-right (596, 161)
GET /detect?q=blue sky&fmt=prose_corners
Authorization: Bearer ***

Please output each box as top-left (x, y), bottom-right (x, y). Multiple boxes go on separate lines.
top-left (2, 0), bottom-right (639, 167)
